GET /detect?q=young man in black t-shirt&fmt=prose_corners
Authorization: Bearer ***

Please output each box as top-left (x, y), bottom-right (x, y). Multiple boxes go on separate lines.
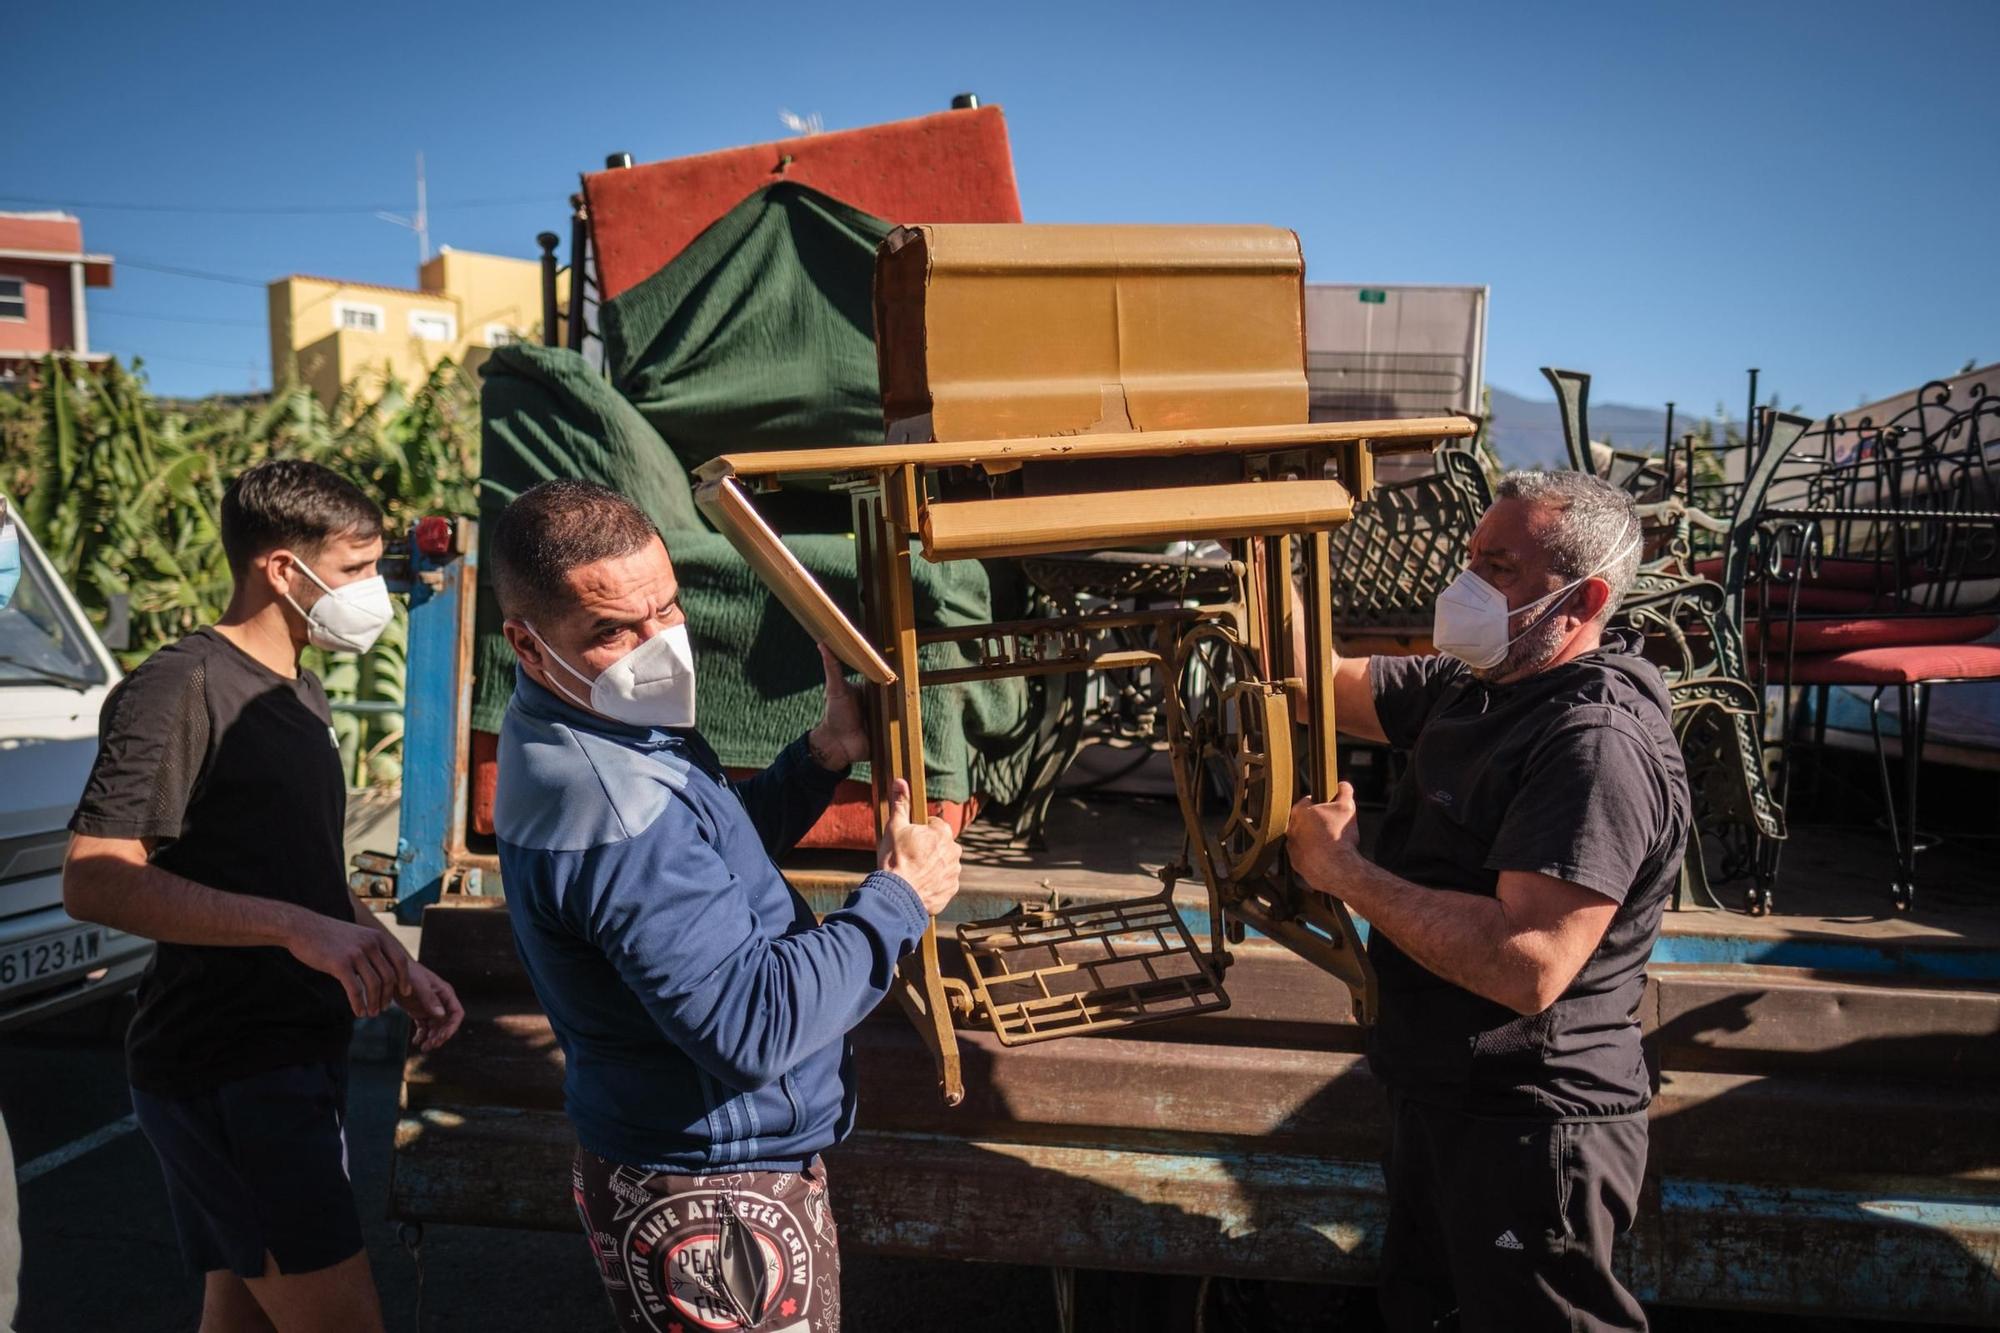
top-left (63, 460), bottom-right (463, 1333)
top-left (1291, 470), bottom-right (1690, 1333)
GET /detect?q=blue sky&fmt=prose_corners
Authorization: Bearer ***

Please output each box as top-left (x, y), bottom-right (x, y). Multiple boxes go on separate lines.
top-left (11, 0), bottom-right (1995, 414)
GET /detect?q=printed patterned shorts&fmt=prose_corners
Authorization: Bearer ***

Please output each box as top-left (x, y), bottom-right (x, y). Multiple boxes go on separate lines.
top-left (573, 1146), bottom-right (842, 1332)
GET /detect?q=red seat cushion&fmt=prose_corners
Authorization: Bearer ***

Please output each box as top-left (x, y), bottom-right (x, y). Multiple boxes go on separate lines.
top-left (472, 729), bottom-right (500, 836)
top-left (1697, 554), bottom-right (1916, 591)
top-left (1743, 614), bottom-right (2000, 653)
top-left (1743, 583), bottom-right (1905, 615)
top-left (1786, 642), bottom-right (2000, 686)
top-left (470, 733), bottom-right (977, 849)
top-left (721, 770), bottom-right (975, 851)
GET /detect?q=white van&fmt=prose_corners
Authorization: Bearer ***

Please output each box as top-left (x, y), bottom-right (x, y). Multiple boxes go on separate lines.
top-left (0, 511), bottom-right (151, 1031)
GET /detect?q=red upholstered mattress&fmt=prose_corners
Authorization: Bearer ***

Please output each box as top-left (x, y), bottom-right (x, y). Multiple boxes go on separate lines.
top-left (583, 105), bottom-right (1023, 301)
top-left (467, 730), bottom-right (972, 851)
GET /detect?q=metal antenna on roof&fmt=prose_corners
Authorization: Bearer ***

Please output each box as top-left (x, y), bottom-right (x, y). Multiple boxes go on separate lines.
top-left (375, 152), bottom-right (431, 265)
top-left (778, 109), bottom-right (823, 136)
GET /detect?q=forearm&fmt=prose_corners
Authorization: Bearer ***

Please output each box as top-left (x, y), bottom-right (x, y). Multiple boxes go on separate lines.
top-left (64, 852), bottom-right (309, 950)
top-left (1287, 611), bottom-right (1386, 741)
top-left (729, 890), bottom-right (917, 1080)
top-left (631, 872), bottom-right (926, 1091)
top-left (349, 889), bottom-right (404, 942)
top-left (1316, 852), bottom-right (1546, 1015)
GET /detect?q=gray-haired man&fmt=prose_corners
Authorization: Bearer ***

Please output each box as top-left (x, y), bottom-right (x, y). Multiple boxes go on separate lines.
top-left (1290, 470), bottom-right (1691, 1332)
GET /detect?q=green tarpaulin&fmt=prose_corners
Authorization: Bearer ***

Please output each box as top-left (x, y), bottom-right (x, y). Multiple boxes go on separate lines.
top-left (604, 182), bottom-right (894, 535)
top-left (472, 186), bottom-right (1038, 805)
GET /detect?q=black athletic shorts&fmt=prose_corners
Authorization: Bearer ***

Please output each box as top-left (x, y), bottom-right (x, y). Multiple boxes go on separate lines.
top-left (130, 1058), bottom-right (364, 1279)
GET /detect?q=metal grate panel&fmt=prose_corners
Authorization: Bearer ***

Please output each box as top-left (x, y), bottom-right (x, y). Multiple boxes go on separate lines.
top-left (1307, 349), bottom-right (1471, 420)
top-left (1324, 446), bottom-right (1493, 630)
top-left (956, 896), bottom-right (1229, 1045)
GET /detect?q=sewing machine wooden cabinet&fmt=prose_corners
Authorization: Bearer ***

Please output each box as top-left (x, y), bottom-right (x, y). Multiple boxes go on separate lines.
top-left (695, 223), bottom-right (1474, 1103)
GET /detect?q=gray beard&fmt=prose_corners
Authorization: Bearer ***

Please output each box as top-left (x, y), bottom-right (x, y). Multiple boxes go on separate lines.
top-left (1467, 609), bottom-right (1570, 686)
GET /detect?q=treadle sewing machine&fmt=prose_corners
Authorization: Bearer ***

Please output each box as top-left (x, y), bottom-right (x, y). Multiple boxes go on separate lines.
top-left (694, 223), bottom-right (1475, 1104)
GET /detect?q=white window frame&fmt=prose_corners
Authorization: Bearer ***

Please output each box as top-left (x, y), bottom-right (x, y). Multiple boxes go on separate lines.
top-left (408, 309), bottom-right (457, 343)
top-left (333, 300), bottom-right (384, 333)
top-left (0, 276), bottom-right (26, 322)
top-left (482, 322), bottom-right (523, 347)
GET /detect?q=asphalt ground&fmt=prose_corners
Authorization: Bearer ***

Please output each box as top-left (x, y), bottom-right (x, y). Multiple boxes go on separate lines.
top-left (5, 996), bottom-right (1959, 1333)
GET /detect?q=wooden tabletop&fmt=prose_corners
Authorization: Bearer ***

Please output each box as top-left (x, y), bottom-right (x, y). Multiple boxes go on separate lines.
top-left (693, 415), bottom-right (1477, 482)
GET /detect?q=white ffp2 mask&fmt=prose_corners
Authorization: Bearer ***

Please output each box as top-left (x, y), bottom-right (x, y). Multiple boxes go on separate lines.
top-left (527, 621), bottom-right (698, 729)
top-left (1432, 533), bottom-right (1641, 671)
top-left (284, 559), bottom-right (393, 654)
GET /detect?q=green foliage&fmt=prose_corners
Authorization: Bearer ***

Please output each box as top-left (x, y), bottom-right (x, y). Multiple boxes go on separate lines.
top-left (0, 355), bottom-right (481, 785)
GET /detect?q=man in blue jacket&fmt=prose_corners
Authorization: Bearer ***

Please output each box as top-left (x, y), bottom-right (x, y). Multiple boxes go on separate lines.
top-left (489, 480), bottom-right (961, 1333)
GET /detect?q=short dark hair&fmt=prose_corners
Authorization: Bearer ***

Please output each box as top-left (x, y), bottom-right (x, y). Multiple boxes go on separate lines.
top-left (220, 459), bottom-right (383, 576)
top-left (490, 480), bottom-right (661, 622)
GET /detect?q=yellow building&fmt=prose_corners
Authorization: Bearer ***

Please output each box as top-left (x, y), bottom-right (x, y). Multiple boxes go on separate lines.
top-left (268, 247), bottom-right (551, 407)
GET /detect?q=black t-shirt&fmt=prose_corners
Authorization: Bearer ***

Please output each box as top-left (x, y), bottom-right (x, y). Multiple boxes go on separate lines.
top-left (1363, 629), bottom-right (1690, 1118)
top-left (70, 628), bottom-right (355, 1094)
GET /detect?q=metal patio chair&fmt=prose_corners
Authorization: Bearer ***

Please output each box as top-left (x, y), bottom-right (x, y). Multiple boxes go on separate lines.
top-left (1747, 387), bottom-right (2000, 910)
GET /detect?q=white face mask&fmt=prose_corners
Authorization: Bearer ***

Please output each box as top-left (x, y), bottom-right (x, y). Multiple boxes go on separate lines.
top-left (525, 620), bottom-right (698, 729)
top-left (1432, 533), bottom-right (1641, 672)
top-left (283, 557), bottom-right (393, 654)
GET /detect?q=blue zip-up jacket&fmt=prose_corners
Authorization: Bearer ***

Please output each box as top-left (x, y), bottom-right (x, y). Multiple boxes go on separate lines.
top-left (493, 671), bottom-right (930, 1170)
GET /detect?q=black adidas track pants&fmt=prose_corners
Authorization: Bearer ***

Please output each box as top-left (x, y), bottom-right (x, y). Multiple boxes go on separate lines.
top-left (1377, 1093), bottom-right (1649, 1332)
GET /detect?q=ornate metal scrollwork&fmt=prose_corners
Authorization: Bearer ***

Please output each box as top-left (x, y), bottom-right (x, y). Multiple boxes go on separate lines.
top-left (1614, 576), bottom-right (1786, 910)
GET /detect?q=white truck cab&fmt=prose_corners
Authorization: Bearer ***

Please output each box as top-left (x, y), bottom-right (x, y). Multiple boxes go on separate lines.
top-left (0, 511), bottom-right (151, 1031)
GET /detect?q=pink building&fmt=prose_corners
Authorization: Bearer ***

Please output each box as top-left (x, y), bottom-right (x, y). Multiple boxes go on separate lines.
top-left (0, 212), bottom-right (114, 383)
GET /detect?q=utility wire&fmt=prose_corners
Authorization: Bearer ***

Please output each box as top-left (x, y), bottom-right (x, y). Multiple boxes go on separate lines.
top-left (430, 195), bottom-right (558, 212)
top-left (117, 258), bottom-right (268, 287)
top-left (92, 306), bottom-right (265, 328)
top-left (1, 194), bottom-right (388, 215)
top-left (0, 191), bottom-right (554, 215)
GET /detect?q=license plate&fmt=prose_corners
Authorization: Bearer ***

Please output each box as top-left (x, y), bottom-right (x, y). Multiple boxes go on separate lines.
top-left (0, 926), bottom-right (104, 1000)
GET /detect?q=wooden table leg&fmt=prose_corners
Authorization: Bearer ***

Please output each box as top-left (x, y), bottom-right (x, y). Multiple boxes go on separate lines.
top-left (855, 472), bottom-right (965, 1106)
top-left (1296, 528), bottom-right (1377, 1025)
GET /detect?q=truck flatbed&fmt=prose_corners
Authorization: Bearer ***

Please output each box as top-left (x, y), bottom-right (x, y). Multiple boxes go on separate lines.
top-left (390, 788), bottom-right (2000, 1323)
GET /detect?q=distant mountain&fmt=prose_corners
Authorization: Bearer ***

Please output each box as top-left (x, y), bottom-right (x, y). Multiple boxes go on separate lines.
top-left (1485, 385), bottom-right (1686, 471)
